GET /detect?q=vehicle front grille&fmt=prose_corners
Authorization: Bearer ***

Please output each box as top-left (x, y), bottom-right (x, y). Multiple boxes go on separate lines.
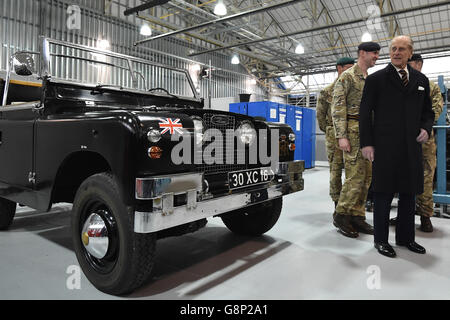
top-left (195, 113), bottom-right (248, 174)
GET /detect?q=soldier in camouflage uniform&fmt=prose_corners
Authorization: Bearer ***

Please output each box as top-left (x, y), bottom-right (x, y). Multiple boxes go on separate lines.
top-left (390, 54), bottom-right (443, 232)
top-left (331, 42), bottom-right (380, 238)
top-left (317, 57), bottom-right (355, 210)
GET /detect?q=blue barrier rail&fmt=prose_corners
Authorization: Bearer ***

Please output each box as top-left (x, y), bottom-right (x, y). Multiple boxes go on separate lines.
top-left (433, 75), bottom-right (449, 205)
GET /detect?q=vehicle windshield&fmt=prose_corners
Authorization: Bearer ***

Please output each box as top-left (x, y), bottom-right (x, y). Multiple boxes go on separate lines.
top-left (42, 38), bottom-right (198, 99)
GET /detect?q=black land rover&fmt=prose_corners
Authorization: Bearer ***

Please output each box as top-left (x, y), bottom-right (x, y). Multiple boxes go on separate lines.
top-left (0, 37), bottom-right (304, 295)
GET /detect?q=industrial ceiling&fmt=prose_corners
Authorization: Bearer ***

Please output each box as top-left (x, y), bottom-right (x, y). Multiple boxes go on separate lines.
top-left (120, 0), bottom-right (450, 93)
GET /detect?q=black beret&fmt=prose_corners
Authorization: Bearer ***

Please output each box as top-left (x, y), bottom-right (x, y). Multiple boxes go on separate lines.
top-left (336, 57), bottom-right (355, 66)
top-left (358, 42), bottom-right (381, 52)
top-left (409, 53), bottom-right (423, 62)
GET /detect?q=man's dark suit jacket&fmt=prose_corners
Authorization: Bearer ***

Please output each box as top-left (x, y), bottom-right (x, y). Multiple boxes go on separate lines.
top-left (359, 63), bottom-right (435, 195)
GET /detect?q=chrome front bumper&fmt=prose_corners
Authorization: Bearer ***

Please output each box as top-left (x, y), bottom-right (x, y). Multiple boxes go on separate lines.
top-left (134, 160), bottom-right (304, 233)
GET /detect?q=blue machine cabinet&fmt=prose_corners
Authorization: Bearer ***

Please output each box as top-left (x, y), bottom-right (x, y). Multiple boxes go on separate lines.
top-left (229, 102), bottom-right (248, 115)
top-left (230, 101), bottom-right (279, 122)
top-left (301, 107), bottom-right (316, 168)
top-left (286, 105), bottom-right (303, 161)
top-left (230, 101), bottom-right (316, 168)
top-left (433, 75), bottom-right (450, 205)
top-left (278, 104), bottom-right (287, 124)
top-left (247, 101), bottom-right (279, 122)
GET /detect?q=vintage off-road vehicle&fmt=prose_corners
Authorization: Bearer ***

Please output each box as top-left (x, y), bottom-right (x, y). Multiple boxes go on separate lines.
top-left (0, 37), bottom-right (304, 295)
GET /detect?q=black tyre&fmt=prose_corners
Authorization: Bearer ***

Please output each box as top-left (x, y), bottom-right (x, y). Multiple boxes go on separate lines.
top-left (0, 198), bottom-right (16, 230)
top-left (221, 197), bottom-right (282, 236)
top-left (71, 173), bottom-right (156, 295)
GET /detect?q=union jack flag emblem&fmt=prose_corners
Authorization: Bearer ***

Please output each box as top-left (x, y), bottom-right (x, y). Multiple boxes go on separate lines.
top-left (158, 118), bottom-right (184, 135)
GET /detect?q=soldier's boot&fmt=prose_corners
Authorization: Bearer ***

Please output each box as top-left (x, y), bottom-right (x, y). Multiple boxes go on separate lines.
top-left (333, 214), bottom-right (358, 238)
top-left (350, 216), bottom-right (374, 235)
top-left (420, 216), bottom-right (433, 233)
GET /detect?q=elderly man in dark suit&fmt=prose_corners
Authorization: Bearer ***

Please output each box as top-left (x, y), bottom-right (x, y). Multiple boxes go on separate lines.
top-left (359, 36), bottom-right (435, 258)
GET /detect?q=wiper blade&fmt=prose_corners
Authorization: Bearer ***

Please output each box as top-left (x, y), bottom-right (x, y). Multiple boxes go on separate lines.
top-left (91, 84), bottom-right (124, 95)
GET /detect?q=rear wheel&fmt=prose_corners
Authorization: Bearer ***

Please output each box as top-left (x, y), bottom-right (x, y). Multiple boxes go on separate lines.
top-left (71, 173), bottom-right (156, 295)
top-left (221, 198), bottom-right (282, 236)
top-left (0, 198), bottom-right (16, 230)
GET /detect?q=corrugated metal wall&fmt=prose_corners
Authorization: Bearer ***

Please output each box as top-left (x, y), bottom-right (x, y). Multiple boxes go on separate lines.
top-left (0, 0), bottom-right (267, 101)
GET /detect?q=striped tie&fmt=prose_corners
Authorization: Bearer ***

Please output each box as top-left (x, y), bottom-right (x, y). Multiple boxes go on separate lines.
top-left (399, 69), bottom-right (408, 87)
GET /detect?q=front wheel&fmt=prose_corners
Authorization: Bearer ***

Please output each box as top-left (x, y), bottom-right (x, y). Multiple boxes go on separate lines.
top-left (0, 198), bottom-right (16, 230)
top-left (71, 173), bottom-right (156, 295)
top-left (221, 197), bottom-right (282, 236)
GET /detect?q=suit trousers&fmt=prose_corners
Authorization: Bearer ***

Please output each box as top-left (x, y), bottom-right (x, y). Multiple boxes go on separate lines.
top-left (373, 192), bottom-right (416, 244)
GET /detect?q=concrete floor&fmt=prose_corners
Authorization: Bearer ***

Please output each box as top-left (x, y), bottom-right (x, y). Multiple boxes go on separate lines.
top-left (1, 167), bottom-right (449, 300)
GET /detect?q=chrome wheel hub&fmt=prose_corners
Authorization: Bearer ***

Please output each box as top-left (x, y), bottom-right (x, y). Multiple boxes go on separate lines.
top-left (81, 212), bottom-right (109, 259)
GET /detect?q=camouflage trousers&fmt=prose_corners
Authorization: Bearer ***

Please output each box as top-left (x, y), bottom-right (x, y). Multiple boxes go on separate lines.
top-left (416, 133), bottom-right (437, 217)
top-left (335, 127), bottom-right (372, 217)
top-left (325, 126), bottom-right (344, 202)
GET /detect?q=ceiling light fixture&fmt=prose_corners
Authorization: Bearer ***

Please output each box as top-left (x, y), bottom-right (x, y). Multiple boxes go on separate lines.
top-left (295, 43), bottom-right (304, 54)
top-left (361, 32), bottom-right (372, 42)
top-left (140, 23), bottom-right (152, 36)
top-left (214, 0), bottom-right (227, 16)
top-left (231, 54), bottom-right (240, 65)
top-left (97, 39), bottom-right (110, 51)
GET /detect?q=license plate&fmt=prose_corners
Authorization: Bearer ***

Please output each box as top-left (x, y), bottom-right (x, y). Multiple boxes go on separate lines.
top-left (228, 168), bottom-right (274, 190)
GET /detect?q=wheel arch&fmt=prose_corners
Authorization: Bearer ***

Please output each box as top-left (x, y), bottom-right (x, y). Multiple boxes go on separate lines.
top-left (50, 151), bottom-right (112, 204)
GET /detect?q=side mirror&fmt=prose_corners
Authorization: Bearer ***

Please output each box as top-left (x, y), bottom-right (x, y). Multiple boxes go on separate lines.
top-left (13, 53), bottom-right (35, 76)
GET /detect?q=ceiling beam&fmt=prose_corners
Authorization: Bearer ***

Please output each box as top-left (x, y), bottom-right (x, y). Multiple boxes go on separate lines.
top-left (188, 0), bottom-right (450, 57)
top-left (135, 0), bottom-right (305, 45)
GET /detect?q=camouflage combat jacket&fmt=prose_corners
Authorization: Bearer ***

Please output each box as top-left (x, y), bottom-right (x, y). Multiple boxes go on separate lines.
top-left (430, 80), bottom-right (444, 123)
top-left (331, 64), bottom-right (366, 139)
top-left (316, 78), bottom-right (338, 132)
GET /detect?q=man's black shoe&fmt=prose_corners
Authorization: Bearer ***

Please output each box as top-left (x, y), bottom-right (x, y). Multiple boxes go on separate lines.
top-left (396, 241), bottom-right (426, 254)
top-left (420, 216), bottom-right (433, 233)
top-left (350, 216), bottom-right (374, 235)
top-left (333, 214), bottom-right (359, 238)
top-left (374, 242), bottom-right (396, 258)
top-left (389, 217), bottom-right (397, 226)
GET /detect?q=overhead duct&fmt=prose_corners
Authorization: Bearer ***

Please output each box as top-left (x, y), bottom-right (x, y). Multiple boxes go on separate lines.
top-left (188, 0), bottom-right (450, 57)
top-left (135, 0), bottom-right (305, 45)
top-left (124, 0), bottom-right (170, 16)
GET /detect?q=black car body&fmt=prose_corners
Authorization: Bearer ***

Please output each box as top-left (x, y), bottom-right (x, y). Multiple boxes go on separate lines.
top-left (0, 37), bottom-right (304, 295)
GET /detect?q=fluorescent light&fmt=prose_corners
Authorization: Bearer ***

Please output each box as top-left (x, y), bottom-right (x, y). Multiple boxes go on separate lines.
top-left (214, 0), bottom-right (227, 16)
top-left (140, 24), bottom-right (152, 36)
top-left (97, 39), bottom-right (110, 51)
top-left (361, 32), bottom-right (372, 42)
top-left (295, 43), bottom-right (304, 54)
top-left (231, 54), bottom-right (240, 64)
top-left (249, 78), bottom-right (257, 85)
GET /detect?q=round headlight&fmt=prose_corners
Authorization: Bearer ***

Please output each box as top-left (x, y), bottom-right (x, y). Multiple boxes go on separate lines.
top-left (289, 133), bottom-right (296, 142)
top-left (147, 129), bottom-right (161, 143)
top-left (238, 121), bottom-right (256, 145)
top-left (192, 117), bottom-right (204, 145)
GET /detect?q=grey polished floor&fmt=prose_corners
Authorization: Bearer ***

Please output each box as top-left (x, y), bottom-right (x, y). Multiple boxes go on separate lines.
top-left (1, 167), bottom-right (449, 300)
